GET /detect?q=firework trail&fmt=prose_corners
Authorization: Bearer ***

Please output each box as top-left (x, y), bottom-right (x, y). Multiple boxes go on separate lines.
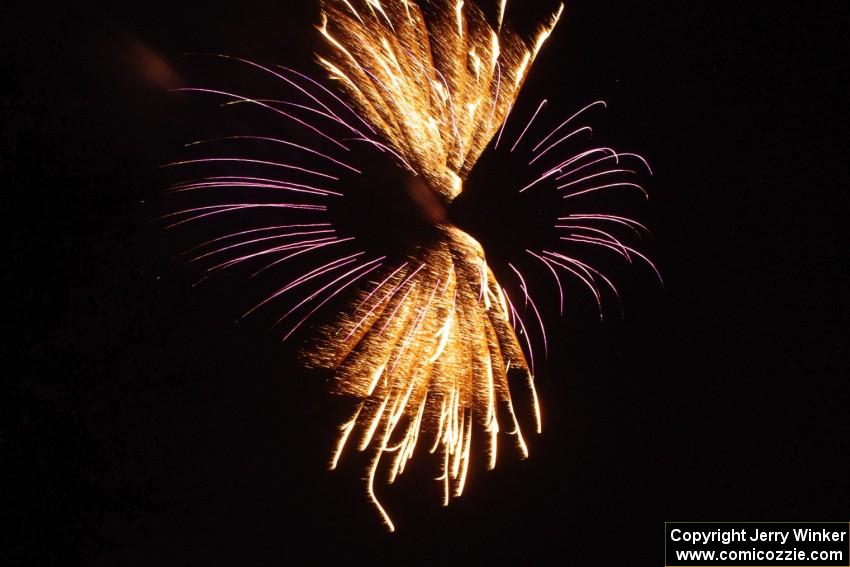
top-left (166, 0), bottom-right (657, 531)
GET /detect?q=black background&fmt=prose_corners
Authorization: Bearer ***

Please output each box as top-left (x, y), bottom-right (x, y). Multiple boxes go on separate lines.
top-left (3, 1), bottom-right (849, 565)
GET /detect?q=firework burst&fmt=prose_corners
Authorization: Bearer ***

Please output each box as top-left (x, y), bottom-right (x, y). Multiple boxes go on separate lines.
top-left (165, 0), bottom-right (657, 531)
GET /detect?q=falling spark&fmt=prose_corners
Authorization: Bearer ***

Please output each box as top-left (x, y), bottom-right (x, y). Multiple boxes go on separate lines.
top-left (511, 98), bottom-right (547, 152)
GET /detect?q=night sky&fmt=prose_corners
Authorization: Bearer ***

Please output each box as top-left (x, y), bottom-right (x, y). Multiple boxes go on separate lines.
top-left (4, 1), bottom-right (849, 565)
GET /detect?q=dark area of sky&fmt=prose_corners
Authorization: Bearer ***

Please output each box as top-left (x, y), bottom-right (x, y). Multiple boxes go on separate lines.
top-left (3, 1), bottom-right (848, 565)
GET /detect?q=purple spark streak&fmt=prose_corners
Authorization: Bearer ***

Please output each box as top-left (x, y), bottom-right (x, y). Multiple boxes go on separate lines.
top-left (281, 260), bottom-right (385, 342)
top-left (542, 250), bottom-right (622, 319)
top-left (560, 214), bottom-right (650, 235)
top-left (557, 169), bottom-right (637, 189)
top-left (510, 99), bottom-right (547, 152)
top-left (539, 251), bottom-right (603, 313)
top-left (221, 98), bottom-right (357, 133)
top-left (172, 179), bottom-right (342, 198)
top-left (508, 263), bottom-right (548, 358)
top-left (243, 252), bottom-right (366, 317)
top-left (190, 229), bottom-right (337, 262)
top-left (555, 152), bottom-right (652, 181)
top-left (519, 148), bottom-right (617, 193)
top-left (164, 203), bottom-right (326, 228)
top-left (173, 87), bottom-right (349, 150)
top-left (529, 126), bottom-right (593, 166)
top-left (211, 237), bottom-right (341, 274)
top-left (344, 263), bottom-right (411, 341)
top-left (561, 235), bottom-right (631, 261)
top-left (355, 263), bottom-right (411, 312)
top-left (275, 258), bottom-right (383, 326)
top-left (502, 288), bottom-right (535, 375)
top-left (558, 237), bottom-right (662, 284)
top-left (173, 175), bottom-right (342, 196)
top-left (163, 157), bottom-right (339, 181)
top-left (274, 65), bottom-right (378, 135)
top-left (526, 250), bottom-right (565, 315)
top-left (188, 136), bottom-right (361, 173)
top-left (183, 223), bottom-right (332, 255)
top-left (555, 225), bottom-right (632, 259)
top-left (388, 277), bottom-right (442, 376)
top-left (560, 181), bottom-right (648, 200)
top-left (250, 237), bottom-right (357, 277)
top-left (189, 237), bottom-right (344, 288)
top-left (377, 264), bottom-right (427, 336)
top-left (531, 100), bottom-right (606, 153)
top-left (210, 54), bottom-right (371, 139)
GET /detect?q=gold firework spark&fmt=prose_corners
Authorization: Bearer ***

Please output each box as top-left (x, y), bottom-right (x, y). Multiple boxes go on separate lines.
top-left (305, 0), bottom-right (561, 530)
top-left (316, 0), bottom-right (561, 201)
top-left (308, 226), bottom-right (539, 530)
